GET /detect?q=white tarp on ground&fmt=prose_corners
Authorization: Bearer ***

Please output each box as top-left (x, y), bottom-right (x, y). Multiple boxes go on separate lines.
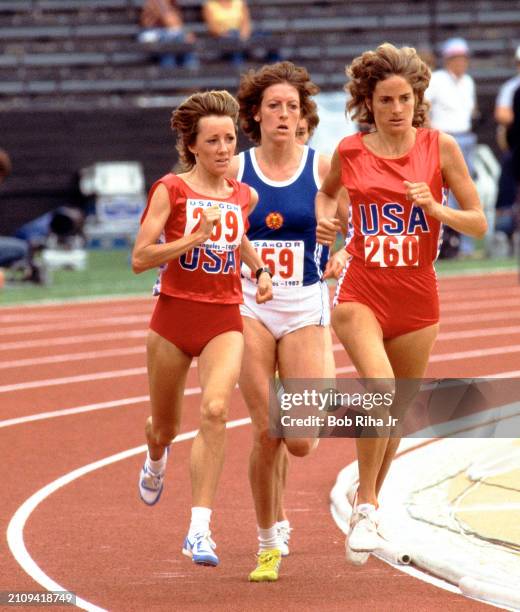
top-left (331, 435), bottom-right (520, 611)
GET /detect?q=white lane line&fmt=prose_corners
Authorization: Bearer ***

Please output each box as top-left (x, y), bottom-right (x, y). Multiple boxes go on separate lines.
top-left (0, 396), bottom-right (149, 428)
top-left (2, 298), bottom-right (519, 338)
top-left (2, 310), bottom-right (520, 355)
top-left (0, 315), bottom-right (148, 336)
top-left (6, 416), bottom-right (251, 612)
top-left (0, 330), bottom-right (147, 352)
top-left (0, 368), bottom-right (147, 394)
top-left (4, 344), bottom-right (520, 395)
top-left (441, 298), bottom-right (520, 312)
top-left (330, 325), bottom-right (520, 353)
top-left (2, 368), bottom-right (520, 432)
top-left (0, 294), bottom-right (150, 310)
top-left (334, 346), bottom-right (520, 375)
top-left (440, 310), bottom-right (520, 325)
top-left (0, 388), bottom-right (206, 429)
top-left (436, 326), bottom-right (520, 341)
top-left (0, 346), bottom-right (145, 370)
top-left (441, 287), bottom-right (520, 301)
top-left (0, 305), bottom-right (150, 324)
top-left (4, 325), bottom-right (520, 372)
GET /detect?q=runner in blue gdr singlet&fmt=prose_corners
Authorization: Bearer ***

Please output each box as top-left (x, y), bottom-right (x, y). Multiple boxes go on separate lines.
top-left (238, 144), bottom-right (328, 288)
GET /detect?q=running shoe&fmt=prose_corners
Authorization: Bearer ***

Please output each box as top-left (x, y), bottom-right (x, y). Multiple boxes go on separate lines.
top-left (348, 503), bottom-right (379, 552)
top-left (182, 532), bottom-right (219, 566)
top-left (138, 448), bottom-right (168, 506)
top-left (276, 522), bottom-right (292, 557)
top-left (249, 549), bottom-right (282, 582)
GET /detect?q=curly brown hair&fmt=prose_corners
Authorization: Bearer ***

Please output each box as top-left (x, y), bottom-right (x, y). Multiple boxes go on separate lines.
top-left (346, 43), bottom-right (431, 128)
top-left (237, 61), bottom-right (320, 144)
top-left (170, 90), bottom-right (239, 170)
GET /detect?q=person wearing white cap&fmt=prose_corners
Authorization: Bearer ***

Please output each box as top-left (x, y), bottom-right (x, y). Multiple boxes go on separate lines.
top-left (493, 45), bottom-right (520, 248)
top-left (425, 37), bottom-right (478, 257)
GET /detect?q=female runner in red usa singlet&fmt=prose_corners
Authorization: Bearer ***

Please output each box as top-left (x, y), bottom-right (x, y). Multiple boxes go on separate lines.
top-left (316, 43), bottom-right (487, 565)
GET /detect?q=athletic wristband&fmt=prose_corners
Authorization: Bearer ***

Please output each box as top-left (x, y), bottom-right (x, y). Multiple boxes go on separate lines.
top-left (255, 266), bottom-right (273, 282)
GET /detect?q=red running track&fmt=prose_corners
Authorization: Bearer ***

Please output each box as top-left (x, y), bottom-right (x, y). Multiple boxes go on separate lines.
top-left (1, 271), bottom-right (518, 611)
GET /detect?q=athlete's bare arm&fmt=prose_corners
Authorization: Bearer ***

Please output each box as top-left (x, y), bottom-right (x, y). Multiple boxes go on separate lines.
top-left (315, 148), bottom-right (343, 245)
top-left (317, 153), bottom-right (331, 184)
top-left (404, 133), bottom-right (487, 239)
top-left (131, 183), bottom-right (219, 273)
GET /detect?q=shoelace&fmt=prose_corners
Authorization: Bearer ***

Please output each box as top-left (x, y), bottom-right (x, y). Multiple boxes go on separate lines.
top-left (143, 466), bottom-right (163, 489)
top-left (277, 524), bottom-right (292, 542)
top-left (194, 532), bottom-right (216, 551)
top-left (351, 507), bottom-right (378, 532)
top-left (257, 551), bottom-right (280, 569)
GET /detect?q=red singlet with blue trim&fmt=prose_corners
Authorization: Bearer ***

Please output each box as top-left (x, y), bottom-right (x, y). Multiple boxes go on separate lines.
top-left (339, 127), bottom-right (446, 269)
top-left (141, 174), bottom-right (250, 304)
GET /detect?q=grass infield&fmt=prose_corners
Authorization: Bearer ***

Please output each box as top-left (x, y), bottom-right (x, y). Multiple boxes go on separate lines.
top-left (0, 249), bottom-right (518, 306)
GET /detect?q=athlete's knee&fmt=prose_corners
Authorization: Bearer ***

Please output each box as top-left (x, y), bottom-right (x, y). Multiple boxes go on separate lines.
top-left (284, 437), bottom-right (316, 457)
top-left (200, 397), bottom-right (229, 427)
top-left (365, 378), bottom-right (395, 397)
top-left (252, 427), bottom-right (280, 455)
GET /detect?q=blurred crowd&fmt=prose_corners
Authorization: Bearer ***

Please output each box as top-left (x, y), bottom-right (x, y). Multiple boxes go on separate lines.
top-left (2, 26), bottom-right (520, 287)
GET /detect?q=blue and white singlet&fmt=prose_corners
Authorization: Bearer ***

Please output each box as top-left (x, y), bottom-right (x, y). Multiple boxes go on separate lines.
top-left (237, 145), bottom-right (328, 287)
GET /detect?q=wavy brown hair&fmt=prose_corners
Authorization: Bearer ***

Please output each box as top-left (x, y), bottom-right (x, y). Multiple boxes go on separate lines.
top-left (346, 43), bottom-right (431, 127)
top-left (303, 101), bottom-right (319, 138)
top-left (237, 61), bottom-right (319, 144)
top-left (170, 90), bottom-right (239, 170)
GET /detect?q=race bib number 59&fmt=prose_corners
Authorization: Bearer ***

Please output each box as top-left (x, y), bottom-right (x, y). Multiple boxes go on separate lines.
top-left (184, 198), bottom-right (244, 252)
top-left (242, 240), bottom-right (305, 286)
top-left (364, 235), bottom-right (419, 267)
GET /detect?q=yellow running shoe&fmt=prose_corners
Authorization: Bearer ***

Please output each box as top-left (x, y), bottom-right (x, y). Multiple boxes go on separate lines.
top-left (248, 549), bottom-right (281, 582)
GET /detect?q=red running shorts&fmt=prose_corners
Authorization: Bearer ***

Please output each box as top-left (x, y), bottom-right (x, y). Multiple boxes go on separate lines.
top-left (335, 257), bottom-right (439, 340)
top-left (150, 294), bottom-right (243, 357)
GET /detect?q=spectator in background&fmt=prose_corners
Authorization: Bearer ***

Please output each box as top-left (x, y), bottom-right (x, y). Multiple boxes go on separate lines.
top-left (0, 149), bottom-right (29, 284)
top-left (202, 0), bottom-right (279, 66)
top-left (511, 84), bottom-right (520, 181)
top-left (493, 45), bottom-right (520, 250)
top-left (138, 0), bottom-right (198, 69)
top-left (202, 0), bottom-right (252, 66)
top-left (426, 37), bottom-right (478, 258)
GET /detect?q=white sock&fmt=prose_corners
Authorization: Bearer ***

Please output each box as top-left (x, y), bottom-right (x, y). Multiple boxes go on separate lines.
top-left (188, 506), bottom-right (212, 538)
top-left (357, 503), bottom-right (376, 515)
top-left (146, 449), bottom-right (167, 474)
top-left (257, 525), bottom-right (278, 552)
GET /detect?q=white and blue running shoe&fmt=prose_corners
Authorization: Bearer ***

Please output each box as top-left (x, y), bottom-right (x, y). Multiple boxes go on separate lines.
top-left (182, 532), bottom-right (219, 566)
top-left (138, 449), bottom-right (168, 506)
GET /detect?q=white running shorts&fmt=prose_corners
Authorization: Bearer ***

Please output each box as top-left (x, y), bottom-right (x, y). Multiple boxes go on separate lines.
top-left (240, 279), bottom-right (331, 340)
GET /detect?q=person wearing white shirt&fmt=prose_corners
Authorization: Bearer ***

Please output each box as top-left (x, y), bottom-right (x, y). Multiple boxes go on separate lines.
top-left (426, 37), bottom-right (478, 257)
top-left (494, 45), bottom-right (520, 244)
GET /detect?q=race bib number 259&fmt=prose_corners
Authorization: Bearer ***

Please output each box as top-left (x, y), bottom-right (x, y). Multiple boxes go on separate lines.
top-left (364, 235), bottom-right (419, 267)
top-left (184, 198), bottom-right (244, 252)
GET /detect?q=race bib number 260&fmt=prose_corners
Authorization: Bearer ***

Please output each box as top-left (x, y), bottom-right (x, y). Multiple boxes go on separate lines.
top-left (364, 235), bottom-right (419, 267)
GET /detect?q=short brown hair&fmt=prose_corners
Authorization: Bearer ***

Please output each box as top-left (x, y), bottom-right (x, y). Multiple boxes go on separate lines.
top-left (346, 43), bottom-right (431, 127)
top-left (237, 61), bottom-right (319, 144)
top-left (171, 90), bottom-right (239, 170)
